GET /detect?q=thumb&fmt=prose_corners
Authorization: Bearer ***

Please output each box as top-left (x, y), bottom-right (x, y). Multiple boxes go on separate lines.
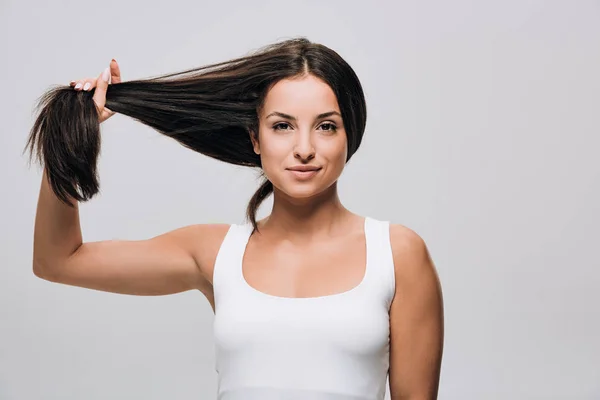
top-left (93, 67), bottom-right (110, 111)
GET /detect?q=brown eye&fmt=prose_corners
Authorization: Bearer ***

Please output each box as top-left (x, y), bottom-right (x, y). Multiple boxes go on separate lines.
top-left (319, 123), bottom-right (337, 132)
top-left (273, 122), bottom-right (291, 131)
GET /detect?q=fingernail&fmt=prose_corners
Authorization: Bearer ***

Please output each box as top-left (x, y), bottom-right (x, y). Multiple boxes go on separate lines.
top-left (83, 82), bottom-right (91, 91)
top-left (102, 67), bottom-right (110, 82)
top-left (74, 83), bottom-right (83, 89)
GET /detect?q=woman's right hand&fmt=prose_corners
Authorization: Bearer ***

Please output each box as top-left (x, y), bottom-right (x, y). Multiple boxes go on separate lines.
top-left (69, 59), bottom-right (121, 123)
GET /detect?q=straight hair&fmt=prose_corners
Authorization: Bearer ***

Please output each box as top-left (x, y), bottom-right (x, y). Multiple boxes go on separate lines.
top-left (24, 37), bottom-right (367, 232)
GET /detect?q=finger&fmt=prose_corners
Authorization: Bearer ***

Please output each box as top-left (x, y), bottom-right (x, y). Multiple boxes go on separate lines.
top-left (93, 67), bottom-right (110, 111)
top-left (73, 80), bottom-right (85, 90)
top-left (110, 59), bottom-right (121, 84)
top-left (82, 78), bottom-right (97, 91)
top-left (72, 78), bottom-right (94, 91)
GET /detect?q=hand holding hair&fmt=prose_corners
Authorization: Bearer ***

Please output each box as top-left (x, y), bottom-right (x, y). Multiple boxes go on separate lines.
top-left (25, 59), bottom-right (126, 206)
top-left (69, 59), bottom-right (122, 123)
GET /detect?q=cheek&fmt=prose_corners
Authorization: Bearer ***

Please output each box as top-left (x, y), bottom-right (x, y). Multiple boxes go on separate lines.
top-left (325, 136), bottom-right (348, 168)
top-left (257, 139), bottom-right (289, 180)
top-left (259, 139), bottom-right (289, 164)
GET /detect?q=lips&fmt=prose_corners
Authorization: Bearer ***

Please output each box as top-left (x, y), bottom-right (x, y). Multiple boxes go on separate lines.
top-left (287, 166), bottom-right (322, 172)
top-left (286, 166), bottom-right (322, 180)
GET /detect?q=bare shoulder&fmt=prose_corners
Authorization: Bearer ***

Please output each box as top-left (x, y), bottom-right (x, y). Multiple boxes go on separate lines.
top-left (177, 223), bottom-right (231, 285)
top-left (389, 223), bottom-right (429, 265)
top-left (388, 223), bottom-right (438, 290)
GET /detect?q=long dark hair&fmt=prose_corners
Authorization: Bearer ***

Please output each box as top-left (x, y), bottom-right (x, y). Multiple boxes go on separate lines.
top-left (24, 37), bottom-right (367, 231)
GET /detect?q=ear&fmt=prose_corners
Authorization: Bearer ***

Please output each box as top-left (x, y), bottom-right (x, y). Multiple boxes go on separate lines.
top-left (249, 129), bottom-right (260, 155)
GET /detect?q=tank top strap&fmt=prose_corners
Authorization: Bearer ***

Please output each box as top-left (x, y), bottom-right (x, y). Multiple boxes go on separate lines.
top-left (212, 223), bottom-right (252, 309)
top-left (364, 217), bottom-right (396, 308)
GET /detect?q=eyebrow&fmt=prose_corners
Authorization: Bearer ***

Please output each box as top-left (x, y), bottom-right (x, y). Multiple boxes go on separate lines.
top-left (265, 111), bottom-right (342, 121)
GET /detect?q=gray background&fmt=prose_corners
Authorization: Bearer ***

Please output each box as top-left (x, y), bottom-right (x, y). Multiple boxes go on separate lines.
top-left (1, 0), bottom-right (598, 399)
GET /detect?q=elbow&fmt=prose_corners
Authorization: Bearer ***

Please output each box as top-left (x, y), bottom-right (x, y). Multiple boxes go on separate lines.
top-left (32, 261), bottom-right (49, 280)
top-left (32, 259), bottom-right (59, 282)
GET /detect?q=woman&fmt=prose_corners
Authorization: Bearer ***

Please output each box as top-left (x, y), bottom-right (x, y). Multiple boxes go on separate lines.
top-left (27, 38), bottom-right (444, 399)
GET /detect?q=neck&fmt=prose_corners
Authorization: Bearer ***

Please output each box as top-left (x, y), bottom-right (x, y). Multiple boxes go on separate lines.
top-left (261, 181), bottom-right (354, 240)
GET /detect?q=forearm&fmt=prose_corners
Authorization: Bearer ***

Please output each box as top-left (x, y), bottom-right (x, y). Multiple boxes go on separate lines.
top-left (32, 170), bottom-right (83, 273)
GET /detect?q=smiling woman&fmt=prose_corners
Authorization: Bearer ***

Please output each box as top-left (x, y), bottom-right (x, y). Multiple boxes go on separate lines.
top-left (250, 74), bottom-right (349, 200)
top-left (26, 37), bottom-right (443, 400)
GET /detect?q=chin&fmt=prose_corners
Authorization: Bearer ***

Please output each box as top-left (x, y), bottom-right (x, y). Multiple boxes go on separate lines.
top-left (276, 179), bottom-right (337, 201)
top-left (281, 185), bottom-right (321, 200)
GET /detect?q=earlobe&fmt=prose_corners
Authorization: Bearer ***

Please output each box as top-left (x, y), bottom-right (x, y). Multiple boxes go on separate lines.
top-left (250, 130), bottom-right (260, 155)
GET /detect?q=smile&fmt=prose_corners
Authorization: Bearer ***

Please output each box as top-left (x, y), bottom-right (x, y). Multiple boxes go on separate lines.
top-left (286, 168), bottom-right (322, 180)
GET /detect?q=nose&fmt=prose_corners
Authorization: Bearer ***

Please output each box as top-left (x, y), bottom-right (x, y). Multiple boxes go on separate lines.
top-left (293, 131), bottom-right (315, 161)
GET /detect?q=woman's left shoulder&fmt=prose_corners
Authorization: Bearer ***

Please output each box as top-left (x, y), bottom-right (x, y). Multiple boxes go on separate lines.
top-left (388, 222), bottom-right (427, 250)
top-left (387, 222), bottom-right (433, 273)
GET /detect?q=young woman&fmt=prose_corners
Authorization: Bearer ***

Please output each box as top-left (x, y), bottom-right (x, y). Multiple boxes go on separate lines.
top-left (27, 38), bottom-right (444, 399)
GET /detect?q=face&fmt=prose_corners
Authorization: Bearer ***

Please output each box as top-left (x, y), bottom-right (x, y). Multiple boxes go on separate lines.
top-left (250, 74), bottom-right (348, 200)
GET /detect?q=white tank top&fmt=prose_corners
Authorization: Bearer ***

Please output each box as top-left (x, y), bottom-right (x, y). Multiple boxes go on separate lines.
top-left (212, 216), bottom-right (396, 400)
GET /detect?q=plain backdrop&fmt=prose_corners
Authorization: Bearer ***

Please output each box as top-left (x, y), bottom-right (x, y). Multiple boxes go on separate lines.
top-left (1, 0), bottom-right (598, 399)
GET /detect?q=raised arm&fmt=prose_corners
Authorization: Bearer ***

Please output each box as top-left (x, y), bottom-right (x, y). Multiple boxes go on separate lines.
top-left (32, 170), bottom-right (228, 298)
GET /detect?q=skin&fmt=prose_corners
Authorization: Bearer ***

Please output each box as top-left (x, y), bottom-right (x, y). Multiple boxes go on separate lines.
top-left (37, 64), bottom-right (444, 399)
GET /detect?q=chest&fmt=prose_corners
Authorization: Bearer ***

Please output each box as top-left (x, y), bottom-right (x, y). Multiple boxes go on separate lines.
top-left (241, 231), bottom-right (367, 299)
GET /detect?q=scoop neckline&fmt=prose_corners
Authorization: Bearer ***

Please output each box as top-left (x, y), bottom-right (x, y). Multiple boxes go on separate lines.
top-left (238, 216), bottom-right (370, 301)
